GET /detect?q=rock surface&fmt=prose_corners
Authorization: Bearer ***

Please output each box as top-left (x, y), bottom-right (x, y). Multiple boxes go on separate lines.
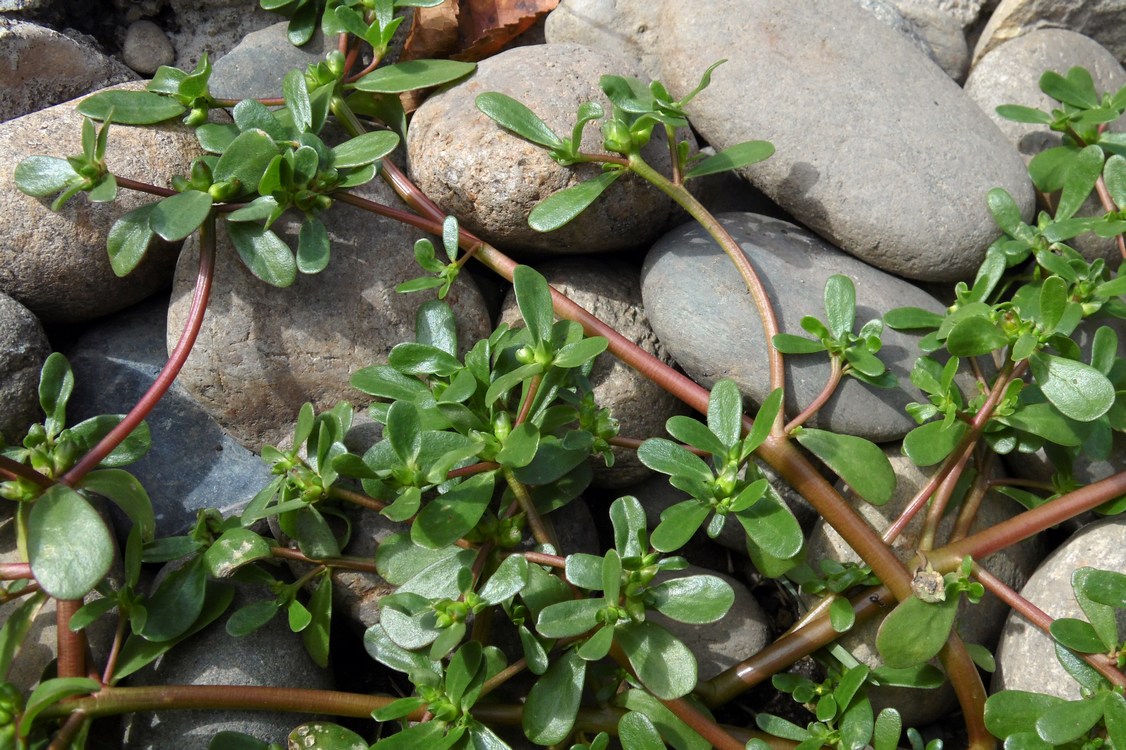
top-left (0, 83), bottom-right (197, 323)
top-left (0, 18), bottom-right (137, 122)
top-left (544, 0), bottom-right (666, 81)
top-left (122, 582), bottom-right (334, 749)
top-left (498, 258), bottom-right (687, 487)
top-left (642, 213), bottom-right (945, 442)
top-left (973, 0), bottom-right (1126, 68)
top-left (0, 292), bottom-right (49, 446)
top-left (166, 178), bottom-right (493, 452)
top-left (122, 19), bottom-right (175, 76)
top-left (66, 295), bottom-right (275, 535)
top-left (408, 43), bottom-right (681, 255)
top-left (656, 0), bottom-right (1033, 281)
top-left (892, 0), bottom-right (971, 81)
top-left (992, 517), bottom-right (1126, 699)
top-left (166, 0), bottom-right (280, 71)
top-left (804, 448), bottom-right (1043, 726)
top-left (964, 28), bottom-right (1126, 263)
top-left (209, 21), bottom-right (329, 101)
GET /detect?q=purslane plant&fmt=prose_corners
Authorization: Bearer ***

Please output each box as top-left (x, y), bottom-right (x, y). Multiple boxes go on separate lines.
top-left (3, 4), bottom-right (1126, 744)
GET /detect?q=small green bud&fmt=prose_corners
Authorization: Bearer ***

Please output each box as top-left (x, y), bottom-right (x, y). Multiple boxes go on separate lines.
top-left (325, 51), bottom-right (346, 79)
top-left (492, 412), bottom-right (512, 443)
top-left (184, 107), bottom-right (209, 128)
top-left (207, 180), bottom-right (241, 201)
top-left (514, 346), bottom-right (536, 365)
top-left (51, 436), bottom-right (78, 475)
top-left (601, 119), bottom-right (632, 155)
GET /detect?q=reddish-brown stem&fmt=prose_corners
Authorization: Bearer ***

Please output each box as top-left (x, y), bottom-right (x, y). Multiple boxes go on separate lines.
top-left (113, 176), bottom-right (176, 198)
top-left (700, 586), bottom-right (888, 705)
top-left (940, 634), bottom-right (994, 749)
top-left (269, 546), bottom-right (379, 574)
top-left (61, 213), bottom-right (217, 486)
top-left (501, 467), bottom-right (557, 550)
top-left (950, 451), bottom-right (995, 541)
top-left (0, 456), bottom-right (53, 488)
top-left (918, 440), bottom-right (973, 551)
top-left (974, 563), bottom-right (1126, 688)
top-left (0, 562), bottom-right (32, 579)
top-left (328, 485), bottom-right (387, 511)
top-left (662, 696), bottom-right (745, 750)
top-left (784, 357), bottom-right (843, 433)
top-left (517, 551), bottom-right (565, 568)
top-left (102, 610), bottom-right (129, 685)
top-left (884, 361), bottom-right (1021, 544)
top-left (46, 712), bottom-right (88, 750)
top-left (55, 598), bottom-right (85, 678)
top-left (514, 374), bottom-right (542, 427)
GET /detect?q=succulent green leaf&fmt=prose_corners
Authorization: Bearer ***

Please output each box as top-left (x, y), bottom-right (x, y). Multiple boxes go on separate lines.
top-left (474, 92), bottom-right (563, 150)
top-left (987, 187), bottom-right (1027, 236)
top-left (824, 274), bottom-right (857, 340)
top-left (665, 415), bottom-right (726, 457)
top-left (1035, 696), bottom-right (1105, 745)
top-left (203, 528), bottom-right (272, 578)
top-left (38, 351), bottom-right (73, 436)
top-left (226, 221), bottom-right (297, 287)
top-left (302, 572), bottom-right (332, 668)
top-left (1029, 146), bottom-right (1074, 193)
top-left (536, 598), bottom-right (604, 638)
top-left (411, 472), bottom-right (495, 550)
top-left (984, 690), bottom-right (1065, 740)
top-left (872, 708), bottom-right (903, 750)
top-left (946, 316), bottom-right (1008, 357)
top-left (1076, 567), bottom-right (1126, 608)
top-left (332, 130), bottom-right (399, 168)
top-left (283, 68), bottom-right (311, 131)
top-left (149, 190), bottom-right (213, 242)
top-left (107, 203), bottom-right (158, 276)
top-left (650, 501), bottom-right (710, 552)
top-left (1072, 567), bottom-right (1120, 650)
top-left (995, 104), bottom-right (1053, 124)
top-left (707, 379), bottom-right (743, 449)
top-left (1040, 67), bottom-right (1099, 108)
top-left (610, 495), bottom-right (648, 559)
top-left (14, 155), bottom-right (80, 197)
top-left (286, 723), bottom-right (366, 750)
top-left (513, 264), bottom-right (554, 345)
top-left (352, 59), bottom-right (476, 93)
top-left (226, 600), bottom-right (279, 637)
top-left (1105, 154), bottom-right (1126, 207)
top-left (1049, 617), bottom-right (1107, 653)
top-left (553, 336), bottom-right (608, 368)
top-left (772, 333), bottom-right (828, 354)
top-left (0, 592), bottom-right (46, 680)
top-left (649, 574), bottom-right (734, 624)
top-left (77, 90), bottom-right (186, 124)
top-left (637, 437), bottom-right (715, 485)
top-left (1029, 352), bottom-right (1115, 422)
top-left (1058, 144), bottom-right (1105, 220)
top-left (683, 140), bottom-right (774, 179)
top-left (19, 677), bottom-right (102, 736)
top-left (875, 594), bottom-right (958, 669)
top-left (883, 306), bottom-right (943, 331)
top-left (524, 648), bottom-right (586, 745)
top-left (735, 487), bottom-right (804, 559)
top-left (617, 712), bottom-right (666, 750)
top-left (616, 620), bottom-right (697, 699)
top-left (902, 420), bottom-right (967, 467)
top-left (528, 171), bottom-right (622, 232)
top-left (28, 484), bottom-right (114, 600)
top-left (794, 428), bottom-right (895, 505)
top-left (497, 421), bottom-right (540, 468)
top-left (996, 402), bottom-right (1084, 447)
top-left (297, 216), bottom-right (330, 274)
top-left (477, 553), bottom-right (528, 606)
top-left (77, 468), bottom-right (155, 541)
top-left (214, 130), bottom-right (280, 199)
top-left (232, 99), bottom-right (288, 141)
top-left (140, 555), bottom-right (207, 642)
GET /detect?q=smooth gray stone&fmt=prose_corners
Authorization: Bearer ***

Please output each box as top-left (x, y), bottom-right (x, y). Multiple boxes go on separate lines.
top-left (992, 517), bottom-right (1126, 700)
top-left (0, 83), bottom-right (195, 323)
top-left (166, 176), bottom-right (493, 452)
top-left (892, 0), bottom-right (970, 81)
top-left (0, 292), bottom-right (48, 446)
top-left (656, 0), bottom-right (1033, 282)
top-left (642, 213), bottom-right (945, 442)
top-left (407, 43), bottom-right (682, 255)
top-left (209, 21), bottom-right (328, 100)
top-left (166, 0), bottom-right (280, 72)
top-left (965, 28), bottom-right (1126, 264)
top-left (544, 0), bottom-right (665, 81)
top-left (0, 19), bottom-right (137, 123)
top-left (122, 20), bottom-right (175, 76)
top-left (122, 582), bottom-right (334, 749)
top-left (66, 295), bottom-right (274, 536)
top-left (973, 0), bottom-right (1126, 69)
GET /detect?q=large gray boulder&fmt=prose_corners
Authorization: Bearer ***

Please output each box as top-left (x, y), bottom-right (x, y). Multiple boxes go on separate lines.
top-left (656, 0), bottom-right (1033, 281)
top-left (0, 292), bottom-right (49, 446)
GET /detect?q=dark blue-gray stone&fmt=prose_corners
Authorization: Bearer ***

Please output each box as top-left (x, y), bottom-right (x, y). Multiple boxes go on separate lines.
top-left (642, 212), bottom-right (945, 442)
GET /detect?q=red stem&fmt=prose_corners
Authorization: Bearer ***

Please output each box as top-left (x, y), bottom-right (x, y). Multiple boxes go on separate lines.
top-left (60, 214), bottom-right (216, 486)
